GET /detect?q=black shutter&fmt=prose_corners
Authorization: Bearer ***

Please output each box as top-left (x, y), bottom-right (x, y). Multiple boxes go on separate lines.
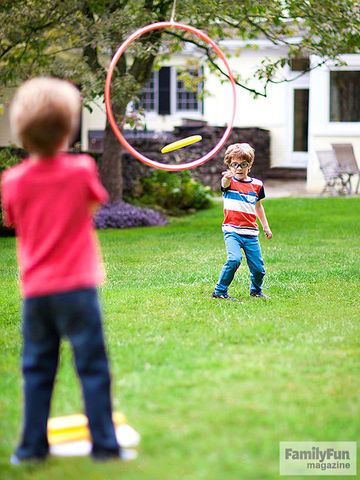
top-left (158, 67), bottom-right (171, 115)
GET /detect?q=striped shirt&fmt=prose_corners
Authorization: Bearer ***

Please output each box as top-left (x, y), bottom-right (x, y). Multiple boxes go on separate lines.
top-left (221, 176), bottom-right (265, 236)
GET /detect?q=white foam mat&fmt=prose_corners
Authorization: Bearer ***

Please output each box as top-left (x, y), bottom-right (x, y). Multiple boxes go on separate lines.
top-left (50, 424), bottom-right (140, 458)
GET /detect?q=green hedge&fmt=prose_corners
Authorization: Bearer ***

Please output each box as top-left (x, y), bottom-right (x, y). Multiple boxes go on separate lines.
top-left (0, 147), bottom-right (22, 236)
top-left (128, 170), bottom-right (213, 215)
top-left (0, 150), bottom-right (213, 236)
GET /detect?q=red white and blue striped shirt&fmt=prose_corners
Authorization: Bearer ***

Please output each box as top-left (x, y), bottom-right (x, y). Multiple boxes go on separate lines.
top-left (221, 176), bottom-right (265, 236)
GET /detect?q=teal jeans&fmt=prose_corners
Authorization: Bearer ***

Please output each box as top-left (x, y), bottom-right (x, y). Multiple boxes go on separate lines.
top-left (214, 231), bottom-right (266, 295)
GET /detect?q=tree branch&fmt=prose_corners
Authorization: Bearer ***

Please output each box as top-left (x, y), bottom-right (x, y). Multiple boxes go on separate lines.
top-left (163, 30), bottom-right (269, 97)
top-left (268, 58), bottom-right (329, 84)
top-left (244, 16), bottom-right (294, 47)
top-left (81, 1), bottom-right (104, 73)
top-left (0, 17), bottom-right (61, 59)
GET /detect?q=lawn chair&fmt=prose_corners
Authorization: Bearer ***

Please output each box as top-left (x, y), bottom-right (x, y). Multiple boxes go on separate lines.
top-left (331, 143), bottom-right (360, 195)
top-left (316, 150), bottom-right (348, 196)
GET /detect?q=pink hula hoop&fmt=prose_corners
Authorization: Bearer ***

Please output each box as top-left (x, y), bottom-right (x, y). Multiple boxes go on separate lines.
top-left (105, 22), bottom-right (237, 171)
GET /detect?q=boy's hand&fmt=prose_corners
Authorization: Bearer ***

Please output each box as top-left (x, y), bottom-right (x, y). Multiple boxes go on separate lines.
top-left (222, 169), bottom-right (233, 180)
top-left (264, 227), bottom-right (272, 239)
top-left (221, 170), bottom-right (233, 188)
top-left (221, 169), bottom-right (232, 189)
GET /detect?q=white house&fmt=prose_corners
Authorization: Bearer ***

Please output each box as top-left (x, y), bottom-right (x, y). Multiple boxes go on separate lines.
top-left (307, 54), bottom-right (360, 191)
top-left (83, 39), bottom-right (311, 172)
top-left (1, 40), bottom-right (359, 193)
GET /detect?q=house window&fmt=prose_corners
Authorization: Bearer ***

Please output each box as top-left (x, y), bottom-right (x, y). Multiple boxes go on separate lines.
top-left (330, 71), bottom-right (360, 122)
top-left (176, 68), bottom-right (202, 112)
top-left (139, 66), bottom-right (203, 115)
top-left (139, 71), bottom-right (158, 112)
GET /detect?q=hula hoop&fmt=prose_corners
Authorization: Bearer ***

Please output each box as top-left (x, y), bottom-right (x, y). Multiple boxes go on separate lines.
top-left (105, 22), bottom-right (237, 171)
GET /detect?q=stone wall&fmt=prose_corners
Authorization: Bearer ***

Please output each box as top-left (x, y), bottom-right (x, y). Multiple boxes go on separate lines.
top-left (122, 125), bottom-right (270, 196)
top-left (0, 125), bottom-right (271, 200)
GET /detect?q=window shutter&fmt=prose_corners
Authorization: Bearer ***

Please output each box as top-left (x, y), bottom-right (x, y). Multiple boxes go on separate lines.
top-left (158, 67), bottom-right (171, 115)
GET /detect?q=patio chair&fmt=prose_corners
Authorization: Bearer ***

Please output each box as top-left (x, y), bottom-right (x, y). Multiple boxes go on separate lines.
top-left (331, 143), bottom-right (360, 195)
top-left (316, 150), bottom-right (348, 195)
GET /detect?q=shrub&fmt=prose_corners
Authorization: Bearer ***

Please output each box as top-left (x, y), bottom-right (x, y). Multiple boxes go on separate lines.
top-left (133, 170), bottom-right (212, 215)
top-left (95, 201), bottom-right (168, 229)
top-left (0, 149), bottom-right (168, 234)
top-left (0, 147), bottom-right (22, 236)
top-left (0, 147), bottom-right (21, 172)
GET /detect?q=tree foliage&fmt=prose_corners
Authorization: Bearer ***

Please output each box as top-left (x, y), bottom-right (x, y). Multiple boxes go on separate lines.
top-left (1, 0), bottom-right (359, 199)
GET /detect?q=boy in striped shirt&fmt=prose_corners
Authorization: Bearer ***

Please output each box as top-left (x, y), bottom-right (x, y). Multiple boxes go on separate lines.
top-left (212, 143), bottom-right (272, 300)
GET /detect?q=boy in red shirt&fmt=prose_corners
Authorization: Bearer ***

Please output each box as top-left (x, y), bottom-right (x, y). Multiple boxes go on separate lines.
top-left (1, 77), bottom-right (120, 462)
top-left (212, 143), bottom-right (272, 300)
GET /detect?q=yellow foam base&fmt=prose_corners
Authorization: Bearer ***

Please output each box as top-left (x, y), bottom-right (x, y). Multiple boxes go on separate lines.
top-left (47, 412), bottom-right (126, 445)
top-left (161, 135), bottom-right (202, 153)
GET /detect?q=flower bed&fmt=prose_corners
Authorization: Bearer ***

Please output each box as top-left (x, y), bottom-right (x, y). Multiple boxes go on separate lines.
top-left (95, 201), bottom-right (168, 229)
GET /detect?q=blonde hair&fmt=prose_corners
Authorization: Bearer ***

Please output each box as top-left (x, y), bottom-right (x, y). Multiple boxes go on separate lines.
top-left (224, 143), bottom-right (255, 167)
top-left (10, 77), bottom-right (81, 157)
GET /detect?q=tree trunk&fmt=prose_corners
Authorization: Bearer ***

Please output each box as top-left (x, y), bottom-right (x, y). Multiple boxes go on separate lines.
top-left (100, 122), bottom-right (123, 202)
top-left (98, 24), bottom-right (164, 201)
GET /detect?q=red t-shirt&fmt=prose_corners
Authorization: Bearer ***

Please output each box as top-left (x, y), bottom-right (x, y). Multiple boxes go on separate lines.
top-left (1, 153), bottom-right (109, 298)
top-left (222, 176), bottom-right (265, 236)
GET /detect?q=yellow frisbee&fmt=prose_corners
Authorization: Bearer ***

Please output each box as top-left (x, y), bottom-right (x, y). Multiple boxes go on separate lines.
top-left (161, 135), bottom-right (202, 153)
top-left (47, 412), bottom-right (126, 445)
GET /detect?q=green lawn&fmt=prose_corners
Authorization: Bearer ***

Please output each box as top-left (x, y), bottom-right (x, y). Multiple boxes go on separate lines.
top-left (0, 197), bottom-right (359, 480)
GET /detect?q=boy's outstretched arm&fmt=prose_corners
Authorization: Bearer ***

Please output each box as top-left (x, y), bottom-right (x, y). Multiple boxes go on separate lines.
top-left (255, 201), bottom-right (272, 239)
top-left (221, 169), bottom-right (233, 189)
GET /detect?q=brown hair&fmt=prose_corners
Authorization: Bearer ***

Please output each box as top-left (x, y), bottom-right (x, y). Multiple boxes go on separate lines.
top-left (224, 143), bottom-right (255, 167)
top-left (10, 77), bottom-right (81, 157)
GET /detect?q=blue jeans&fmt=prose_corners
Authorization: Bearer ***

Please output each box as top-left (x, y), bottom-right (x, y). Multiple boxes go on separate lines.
top-left (214, 231), bottom-right (266, 295)
top-left (15, 288), bottom-right (119, 460)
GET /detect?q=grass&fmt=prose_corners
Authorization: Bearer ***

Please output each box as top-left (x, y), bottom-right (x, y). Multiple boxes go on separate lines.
top-left (0, 197), bottom-right (359, 480)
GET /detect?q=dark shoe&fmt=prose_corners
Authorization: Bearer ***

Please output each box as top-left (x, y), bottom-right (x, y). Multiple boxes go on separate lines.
top-left (93, 448), bottom-right (138, 462)
top-left (10, 454), bottom-right (46, 465)
top-left (250, 292), bottom-right (269, 299)
top-left (92, 445), bottom-right (121, 461)
top-left (212, 292), bottom-right (238, 301)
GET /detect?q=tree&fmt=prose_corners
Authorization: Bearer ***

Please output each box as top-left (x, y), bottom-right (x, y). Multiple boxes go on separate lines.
top-left (1, 0), bottom-right (359, 200)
